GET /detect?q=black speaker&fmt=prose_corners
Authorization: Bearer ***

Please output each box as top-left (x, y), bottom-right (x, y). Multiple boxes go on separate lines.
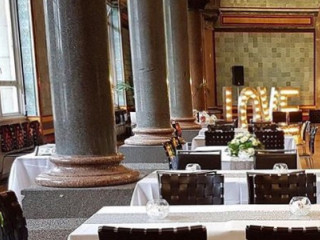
top-left (232, 66), bottom-right (244, 86)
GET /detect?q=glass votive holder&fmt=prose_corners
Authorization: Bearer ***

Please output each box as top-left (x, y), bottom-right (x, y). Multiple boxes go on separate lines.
top-left (289, 196), bottom-right (311, 216)
top-left (273, 163), bottom-right (289, 173)
top-left (146, 199), bottom-right (169, 220)
top-left (185, 163), bottom-right (201, 171)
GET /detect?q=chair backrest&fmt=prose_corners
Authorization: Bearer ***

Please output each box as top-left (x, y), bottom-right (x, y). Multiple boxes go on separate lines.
top-left (172, 122), bottom-right (182, 138)
top-left (254, 130), bottom-right (284, 149)
top-left (272, 111), bottom-right (287, 123)
top-left (288, 111), bottom-right (303, 124)
top-left (255, 150), bottom-right (297, 169)
top-left (249, 122), bottom-right (277, 133)
top-left (171, 137), bottom-right (182, 151)
top-left (0, 125), bottom-right (14, 152)
top-left (205, 131), bottom-right (235, 146)
top-left (309, 126), bottom-right (318, 155)
top-left (246, 225), bottom-right (320, 240)
top-left (309, 109), bottom-right (320, 123)
top-left (163, 141), bottom-right (177, 170)
top-left (247, 172), bottom-right (316, 204)
top-left (176, 150), bottom-right (221, 170)
top-left (214, 119), bottom-right (237, 127)
top-left (207, 124), bottom-right (234, 132)
top-left (98, 225), bottom-right (207, 240)
top-left (0, 191), bottom-right (28, 240)
top-left (29, 121), bottom-right (42, 146)
top-left (0, 121), bottom-right (42, 153)
top-left (158, 171), bottom-right (224, 205)
top-left (300, 121), bottom-right (310, 141)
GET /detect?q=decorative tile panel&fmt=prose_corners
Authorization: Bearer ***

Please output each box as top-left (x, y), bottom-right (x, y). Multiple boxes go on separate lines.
top-left (215, 32), bottom-right (314, 105)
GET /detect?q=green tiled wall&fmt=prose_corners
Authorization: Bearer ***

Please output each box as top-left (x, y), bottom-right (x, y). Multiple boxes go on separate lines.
top-left (215, 32), bottom-right (314, 105)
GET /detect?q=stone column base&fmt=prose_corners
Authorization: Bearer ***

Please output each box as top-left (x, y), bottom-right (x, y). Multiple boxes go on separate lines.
top-left (172, 117), bottom-right (201, 130)
top-left (124, 128), bottom-right (174, 146)
top-left (36, 153), bottom-right (139, 188)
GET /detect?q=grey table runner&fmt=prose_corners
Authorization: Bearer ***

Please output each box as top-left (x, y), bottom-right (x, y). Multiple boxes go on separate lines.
top-left (86, 210), bottom-right (320, 225)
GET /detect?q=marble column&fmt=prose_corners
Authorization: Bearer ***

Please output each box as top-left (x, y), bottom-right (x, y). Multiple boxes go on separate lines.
top-left (124, 0), bottom-right (174, 145)
top-left (188, 0), bottom-right (209, 111)
top-left (164, 0), bottom-right (200, 130)
top-left (36, 0), bottom-right (139, 187)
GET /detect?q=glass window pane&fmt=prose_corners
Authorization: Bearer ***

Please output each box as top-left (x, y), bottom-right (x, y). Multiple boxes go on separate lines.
top-left (0, 86), bottom-right (19, 114)
top-left (0, 0), bottom-right (16, 81)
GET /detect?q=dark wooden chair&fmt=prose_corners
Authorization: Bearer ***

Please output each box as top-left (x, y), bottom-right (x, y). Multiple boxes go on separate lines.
top-left (214, 119), bottom-right (237, 127)
top-left (205, 131), bottom-right (234, 146)
top-left (98, 225), bottom-right (207, 240)
top-left (0, 191), bottom-right (28, 240)
top-left (29, 121), bottom-right (43, 146)
top-left (172, 121), bottom-right (182, 138)
top-left (254, 130), bottom-right (284, 149)
top-left (176, 150), bottom-right (221, 170)
top-left (0, 125), bottom-right (14, 153)
top-left (272, 111), bottom-right (287, 124)
top-left (247, 172), bottom-right (316, 204)
top-left (254, 149), bottom-right (297, 169)
top-left (249, 122), bottom-right (278, 134)
top-left (309, 109), bottom-right (320, 124)
top-left (171, 137), bottom-right (182, 151)
top-left (163, 141), bottom-right (177, 170)
top-left (246, 225), bottom-right (320, 240)
top-left (0, 121), bottom-right (42, 179)
top-left (207, 124), bottom-right (234, 132)
top-left (288, 111), bottom-right (303, 124)
top-left (158, 171), bottom-right (224, 205)
top-left (296, 121), bottom-right (310, 154)
top-left (300, 126), bottom-right (318, 168)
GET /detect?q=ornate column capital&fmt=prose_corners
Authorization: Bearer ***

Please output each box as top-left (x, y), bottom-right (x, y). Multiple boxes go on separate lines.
top-left (202, 0), bottom-right (220, 23)
top-left (188, 0), bottom-right (210, 10)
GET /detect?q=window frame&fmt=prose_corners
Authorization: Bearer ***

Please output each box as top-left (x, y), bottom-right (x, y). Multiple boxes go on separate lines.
top-left (0, 0), bottom-right (25, 119)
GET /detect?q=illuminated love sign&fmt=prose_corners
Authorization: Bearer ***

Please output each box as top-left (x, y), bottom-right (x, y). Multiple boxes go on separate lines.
top-left (223, 87), bottom-right (300, 128)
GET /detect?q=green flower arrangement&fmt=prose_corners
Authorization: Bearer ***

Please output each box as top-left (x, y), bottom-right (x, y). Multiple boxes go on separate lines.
top-left (228, 133), bottom-right (263, 157)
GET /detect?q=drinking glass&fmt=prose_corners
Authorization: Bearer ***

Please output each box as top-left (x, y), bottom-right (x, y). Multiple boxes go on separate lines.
top-left (289, 196), bottom-right (311, 216)
top-left (185, 163), bottom-right (201, 171)
top-left (273, 163), bottom-right (288, 173)
top-left (146, 199), bottom-right (170, 220)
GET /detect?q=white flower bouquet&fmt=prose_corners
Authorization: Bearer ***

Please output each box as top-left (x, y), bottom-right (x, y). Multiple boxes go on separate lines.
top-left (199, 111), bottom-right (217, 124)
top-left (227, 133), bottom-right (263, 157)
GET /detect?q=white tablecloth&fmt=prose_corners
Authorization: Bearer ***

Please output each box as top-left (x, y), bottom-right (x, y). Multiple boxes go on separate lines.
top-left (8, 146), bottom-right (54, 203)
top-left (68, 205), bottom-right (320, 240)
top-left (130, 170), bottom-right (320, 206)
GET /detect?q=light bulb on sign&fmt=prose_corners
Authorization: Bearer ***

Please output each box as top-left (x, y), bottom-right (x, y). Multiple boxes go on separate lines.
top-left (223, 87), bottom-right (233, 121)
top-left (238, 87), bottom-right (262, 128)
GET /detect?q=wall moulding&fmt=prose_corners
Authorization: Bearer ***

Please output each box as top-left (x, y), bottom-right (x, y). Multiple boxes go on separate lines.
top-left (219, 0), bottom-right (320, 9)
top-left (220, 14), bottom-right (315, 28)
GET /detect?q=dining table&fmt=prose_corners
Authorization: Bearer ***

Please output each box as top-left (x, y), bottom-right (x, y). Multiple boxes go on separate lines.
top-left (193, 145), bottom-right (301, 170)
top-left (130, 170), bottom-right (320, 206)
top-left (67, 204), bottom-right (320, 240)
top-left (8, 144), bottom-right (55, 203)
top-left (191, 128), bottom-right (297, 150)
